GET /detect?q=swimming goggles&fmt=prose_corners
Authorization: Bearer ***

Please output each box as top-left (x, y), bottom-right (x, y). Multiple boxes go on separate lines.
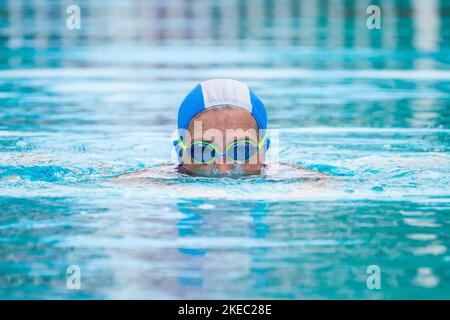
top-left (177, 136), bottom-right (267, 164)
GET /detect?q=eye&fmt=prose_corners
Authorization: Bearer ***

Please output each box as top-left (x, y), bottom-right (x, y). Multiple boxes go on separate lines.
top-left (189, 142), bottom-right (216, 164)
top-left (229, 141), bottom-right (258, 162)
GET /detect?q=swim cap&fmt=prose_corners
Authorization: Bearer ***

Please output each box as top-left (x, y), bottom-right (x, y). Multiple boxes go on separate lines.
top-left (178, 79), bottom-right (267, 135)
top-left (174, 79), bottom-right (270, 162)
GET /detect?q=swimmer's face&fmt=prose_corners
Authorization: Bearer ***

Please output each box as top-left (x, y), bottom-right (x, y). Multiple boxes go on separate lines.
top-left (181, 106), bottom-right (265, 176)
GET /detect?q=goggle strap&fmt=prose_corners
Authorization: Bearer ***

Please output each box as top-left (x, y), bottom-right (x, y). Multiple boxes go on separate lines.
top-left (177, 136), bottom-right (187, 150)
top-left (258, 134), bottom-right (267, 149)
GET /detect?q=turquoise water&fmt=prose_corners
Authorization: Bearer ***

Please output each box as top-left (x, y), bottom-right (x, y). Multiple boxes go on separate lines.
top-left (1, 0), bottom-right (450, 299)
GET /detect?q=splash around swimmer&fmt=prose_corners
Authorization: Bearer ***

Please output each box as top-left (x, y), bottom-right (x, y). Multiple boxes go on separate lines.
top-left (119, 78), bottom-right (329, 179)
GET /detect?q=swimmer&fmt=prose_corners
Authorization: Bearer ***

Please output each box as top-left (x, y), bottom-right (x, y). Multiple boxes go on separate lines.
top-left (118, 79), bottom-right (330, 180)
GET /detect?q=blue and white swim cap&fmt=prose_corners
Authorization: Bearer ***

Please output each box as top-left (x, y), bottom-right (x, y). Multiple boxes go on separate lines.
top-left (177, 79), bottom-right (268, 136)
top-left (174, 79), bottom-right (270, 162)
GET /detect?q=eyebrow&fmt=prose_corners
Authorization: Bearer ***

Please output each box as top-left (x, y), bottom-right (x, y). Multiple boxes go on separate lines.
top-left (233, 131), bottom-right (258, 140)
top-left (231, 136), bottom-right (257, 144)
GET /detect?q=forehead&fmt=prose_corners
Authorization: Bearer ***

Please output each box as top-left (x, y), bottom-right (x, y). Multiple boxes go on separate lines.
top-left (187, 107), bottom-right (258, 132)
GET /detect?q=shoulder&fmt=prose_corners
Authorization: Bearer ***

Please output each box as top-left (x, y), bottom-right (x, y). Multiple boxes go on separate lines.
top-left (263, 163), bottom-right (334, 180)
top-left (115, 164), bottom-right (181, 181)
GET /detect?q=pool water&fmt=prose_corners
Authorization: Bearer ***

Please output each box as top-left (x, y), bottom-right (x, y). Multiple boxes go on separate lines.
top-left (1, 0), bottom-right (450, 299)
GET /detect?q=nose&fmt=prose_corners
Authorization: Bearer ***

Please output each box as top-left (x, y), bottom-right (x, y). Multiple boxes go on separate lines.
top-left (216, 163), bottom-right (232, 173)
top-left (214, 155), bottom-right (234, 173)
